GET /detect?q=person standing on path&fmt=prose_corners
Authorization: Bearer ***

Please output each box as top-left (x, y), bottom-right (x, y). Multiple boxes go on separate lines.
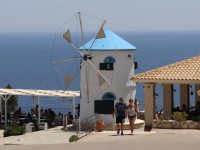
top-left (112, 97), bottom-right (127, 135)
top-left (127, 99), bottom-right (138, 135)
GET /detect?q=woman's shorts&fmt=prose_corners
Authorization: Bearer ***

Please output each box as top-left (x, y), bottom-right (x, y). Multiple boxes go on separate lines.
top-left (128, 115), bottom-right (136, 120)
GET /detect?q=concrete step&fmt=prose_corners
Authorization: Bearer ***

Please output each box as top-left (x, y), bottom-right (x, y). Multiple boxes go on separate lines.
top-left (104, 119), bottom-right (145, 131)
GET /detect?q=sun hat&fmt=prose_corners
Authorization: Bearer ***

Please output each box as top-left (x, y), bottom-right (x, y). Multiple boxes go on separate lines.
top-left (119, 97), bottom-right (124, 101)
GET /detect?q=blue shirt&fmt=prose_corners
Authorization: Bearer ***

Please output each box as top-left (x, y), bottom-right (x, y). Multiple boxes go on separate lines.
top-left (115, 102), bottom-right (127, 117)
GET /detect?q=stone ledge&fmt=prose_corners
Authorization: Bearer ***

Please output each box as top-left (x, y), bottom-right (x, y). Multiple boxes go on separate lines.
top-left (105, 119), bottom-right (145, 131)
top-left (72, 119), bottom-right (145, 131)
top-left (153, 120), bottom-right (200, 129)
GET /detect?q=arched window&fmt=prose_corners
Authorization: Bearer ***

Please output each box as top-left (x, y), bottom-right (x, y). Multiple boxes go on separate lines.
top-left (102, 92), bottom-right (116, 100)
top-left (104, 56), bottom-right (116, 63)
top-left (99, 56), bottom-right (115, 70)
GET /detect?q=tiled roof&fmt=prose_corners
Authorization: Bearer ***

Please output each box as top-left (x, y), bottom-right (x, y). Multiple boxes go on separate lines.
top-left (131, 55), bottom-right (200, 83)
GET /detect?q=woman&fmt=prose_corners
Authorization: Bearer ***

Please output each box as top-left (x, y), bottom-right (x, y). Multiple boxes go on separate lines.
top-left (127, 99), bottom-right (138, 135)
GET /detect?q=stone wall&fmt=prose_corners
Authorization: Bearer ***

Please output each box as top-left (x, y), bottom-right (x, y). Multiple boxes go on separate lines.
top-left (153, 120), bottom-right (200, 129)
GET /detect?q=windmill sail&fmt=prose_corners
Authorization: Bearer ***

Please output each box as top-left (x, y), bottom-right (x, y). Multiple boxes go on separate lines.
top-left (63, 30), bottom-right (72, 43)
top-left (126, 65), bottom-right (136, 87)
top-left (98, 73), bottom-right (107, 86)
top-left (96, 27), bottom-right (106, 39)
top-left (64, 76), bottom-right (73, 88)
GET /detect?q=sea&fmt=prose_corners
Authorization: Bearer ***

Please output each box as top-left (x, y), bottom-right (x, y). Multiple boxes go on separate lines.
top-left (0, 31), bottom-right (200, 114)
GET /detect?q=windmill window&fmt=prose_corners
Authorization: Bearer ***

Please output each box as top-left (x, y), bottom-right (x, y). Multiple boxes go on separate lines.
top-left (102, 92), bottom-right (116, 100)
top-left (99, 63), bottom-right (113, 70)
top-left (99, 56), bottom-right (115, 70)
top-left (134, 62), bottom-right (138, 69)
top-left (104, 56), bottom-right (116, 63)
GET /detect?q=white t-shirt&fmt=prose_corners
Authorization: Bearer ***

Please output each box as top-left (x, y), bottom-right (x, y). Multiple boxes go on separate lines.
top-left (127, 107), bottom-right (136, 116)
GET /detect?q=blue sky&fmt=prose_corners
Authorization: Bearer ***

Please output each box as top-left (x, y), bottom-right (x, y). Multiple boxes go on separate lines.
top-left (1, 0), bottom-right (200, 32)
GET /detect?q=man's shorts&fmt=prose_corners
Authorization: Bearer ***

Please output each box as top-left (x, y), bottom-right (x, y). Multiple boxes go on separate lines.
top-left (116, 116), bottom-right (125, 124)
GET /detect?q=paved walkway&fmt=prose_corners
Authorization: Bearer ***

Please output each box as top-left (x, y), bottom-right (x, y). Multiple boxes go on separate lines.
top-left (1, 127), bottom-right (200, 150)
top-left (0, 126), bottom-right (77, 145)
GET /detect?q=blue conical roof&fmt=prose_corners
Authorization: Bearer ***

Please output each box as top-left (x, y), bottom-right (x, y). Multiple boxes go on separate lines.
top-left (79, 30), bottom-right (137, 51)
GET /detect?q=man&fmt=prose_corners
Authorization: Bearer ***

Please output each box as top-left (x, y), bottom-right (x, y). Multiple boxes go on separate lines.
top-left (67, 112), bottom-right (74, 124)
top-left (75, 104), bottom-right (80, 118)
top-left (112, 97), bottom-right (127, 135)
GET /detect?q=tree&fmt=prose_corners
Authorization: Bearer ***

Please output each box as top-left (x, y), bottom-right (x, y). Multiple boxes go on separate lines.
top-left (1, 84), bottom-right (18, 111)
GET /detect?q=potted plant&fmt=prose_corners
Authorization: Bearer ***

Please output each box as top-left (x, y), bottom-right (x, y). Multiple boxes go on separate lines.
top-left (96, 118), bottom-right (105, 132)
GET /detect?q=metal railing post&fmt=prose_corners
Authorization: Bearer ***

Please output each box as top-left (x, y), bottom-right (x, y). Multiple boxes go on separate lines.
top-left (86, 118), bottom-right (88, 135)
top-left (65, 115), bottom-right (68, 130)
top-left (113, 116), bottom-right (115, 131)
top-left (79, 117), bottom-right (81, 132)
top-left (0, 97), bottom-right (1, 116)
top-left (62, 114), bottom-right (65, 127)
top-left (94, 113), bottom-right (97, 131)
top-left (5, 100), bottom-right (7, 128)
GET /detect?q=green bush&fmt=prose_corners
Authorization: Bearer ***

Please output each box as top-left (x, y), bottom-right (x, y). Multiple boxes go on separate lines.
top-left (192, 115), bottom-right (200, 122)
top-left (172, 112), bottom-right (189, 121)
top-left (3, 125), bottom-right (25, 137)
top-left (69, 135), bottom-right (79, 143)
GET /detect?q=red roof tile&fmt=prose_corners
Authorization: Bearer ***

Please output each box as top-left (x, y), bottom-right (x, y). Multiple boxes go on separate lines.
top-left (131, 55), bottom-right (200, 83)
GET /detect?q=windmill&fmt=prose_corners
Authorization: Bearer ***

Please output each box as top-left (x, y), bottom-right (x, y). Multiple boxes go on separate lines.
top-left (51, 12), bottom-right (137, 124)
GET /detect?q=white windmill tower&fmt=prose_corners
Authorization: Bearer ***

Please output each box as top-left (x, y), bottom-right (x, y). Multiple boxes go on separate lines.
top-left (79, 29), bottom-right (137, 125)
top-left (52, 12), bottom-right (137, 125)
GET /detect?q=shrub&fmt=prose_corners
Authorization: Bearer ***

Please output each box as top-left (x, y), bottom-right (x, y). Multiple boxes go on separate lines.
top-left (3, 125), bottom-right (25, 137)
top-left (172, 112), bottom-right (189, 121)
top-left (158, 115), bottom-right (170, 121)
top-left (69, 135), bottom-right (79, 143)
top-left (191, 115), bottom-right (200, 122)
